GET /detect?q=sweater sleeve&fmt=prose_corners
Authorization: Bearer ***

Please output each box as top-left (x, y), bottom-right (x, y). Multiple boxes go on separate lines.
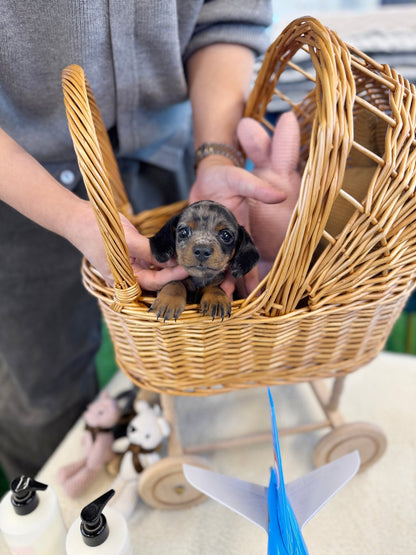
top-left (183, 0), bottom-right (273, 61)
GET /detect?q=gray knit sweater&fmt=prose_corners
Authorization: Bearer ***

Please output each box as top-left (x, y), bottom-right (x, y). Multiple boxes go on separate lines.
top-left (0, 1), bottom-right (272, 178)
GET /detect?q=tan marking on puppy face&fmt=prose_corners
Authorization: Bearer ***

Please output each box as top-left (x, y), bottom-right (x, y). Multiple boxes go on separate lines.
top-left (175, 201), bottom-right (239, 279)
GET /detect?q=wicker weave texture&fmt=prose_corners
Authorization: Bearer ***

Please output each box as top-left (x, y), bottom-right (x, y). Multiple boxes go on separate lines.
top-left (62, 17), bottom-right (416, 395)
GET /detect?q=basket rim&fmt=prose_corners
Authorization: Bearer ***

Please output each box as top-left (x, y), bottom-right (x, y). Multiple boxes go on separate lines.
top-left (82, 257), bottom-right (416, 323)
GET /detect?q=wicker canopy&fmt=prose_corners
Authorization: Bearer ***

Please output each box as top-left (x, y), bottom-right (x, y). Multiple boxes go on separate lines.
top-left (62, 17), bottom-right (416, 395)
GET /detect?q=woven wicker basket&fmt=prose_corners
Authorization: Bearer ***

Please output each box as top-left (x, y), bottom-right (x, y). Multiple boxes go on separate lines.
top-left (62, 16), bottom-right (416, 396)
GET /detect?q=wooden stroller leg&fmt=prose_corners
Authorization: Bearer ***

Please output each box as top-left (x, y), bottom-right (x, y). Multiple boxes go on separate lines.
top-left (160, 393), bottom-right (184, 456)
top-left (311, 377), bottom-right (387, 471)
top-left (310, 377), bottom-right (345, 429)
top-left (138, 393), bottom-right (213, 509)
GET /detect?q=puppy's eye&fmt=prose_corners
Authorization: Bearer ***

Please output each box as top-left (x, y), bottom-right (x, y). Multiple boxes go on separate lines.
top-left (218, 229), bottom-right (233, 244)
top-left (177, 226), bottom-right (192, 240)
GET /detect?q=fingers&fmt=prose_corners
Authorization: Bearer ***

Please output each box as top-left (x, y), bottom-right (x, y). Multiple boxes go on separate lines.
top-left (120, 212), bottom-right (191, 291)
top-left (123, 226), bottom-right (154, 264)
top-left (124, 224), bottom-right (177, 269)
top-left (103, 263), bottom-right (188, 292)
top-left (220, 271), bottom-right (236, 300)
top-left (226, 167), bottom-right (287, 204)
top-left (190, 163), bottom-right (287, 213)
top-left (220, 264), bottom-right (258, 304)
top-left (131, 264), bottom-right (188, 292)
top-left (237, 117), bottom-right (271, 168)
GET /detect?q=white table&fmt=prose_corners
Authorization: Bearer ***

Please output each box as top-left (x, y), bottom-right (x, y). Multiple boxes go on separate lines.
top-left (1, 350), bottom-right (414, 554)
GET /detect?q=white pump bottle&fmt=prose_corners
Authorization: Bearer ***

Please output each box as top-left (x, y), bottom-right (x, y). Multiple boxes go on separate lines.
top-left (66, 489), bottom-right (133, 554)
top-left (0, 475), bottom-right (66, 554)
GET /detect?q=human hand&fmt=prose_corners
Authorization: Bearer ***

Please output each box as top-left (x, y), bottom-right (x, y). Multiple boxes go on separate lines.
top-left (189, 150), bottom-right (287, 296)
top-left (189, 156), bottom-right (286, 236)
top-left (71, 201), bottom-right (188, 290)
top-left (189, 111), bottom-right (301, 295)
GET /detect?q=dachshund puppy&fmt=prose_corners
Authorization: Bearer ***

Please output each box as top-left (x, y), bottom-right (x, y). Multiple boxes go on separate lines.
top-left (149, 200), bottom-right (259, 321)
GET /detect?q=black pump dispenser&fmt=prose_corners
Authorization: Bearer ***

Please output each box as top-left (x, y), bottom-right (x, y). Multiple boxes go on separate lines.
top-left (80, 489), bottom-right (115, 547)
top-left (10, 476), bottom-right (48, 516)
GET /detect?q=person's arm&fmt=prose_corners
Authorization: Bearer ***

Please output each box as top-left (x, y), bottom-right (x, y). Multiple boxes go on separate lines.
top-left (187, 43), bottom-right (253, 154)
top-left (186, 44), bottom-right (287, 294)
top-left (0, 128), bottom-right (187, 289)
top-left (186, 44), bottom-right (285, 224)
top-left (0, 129), bottom-right (85, 239)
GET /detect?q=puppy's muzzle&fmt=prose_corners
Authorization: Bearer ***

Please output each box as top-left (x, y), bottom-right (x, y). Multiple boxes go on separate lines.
top-left (193, 243), bottom-right (213, 263)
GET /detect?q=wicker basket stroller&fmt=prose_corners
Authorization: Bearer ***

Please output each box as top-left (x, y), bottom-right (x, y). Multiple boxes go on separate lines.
top-left (62, 16), bottom-right (416, 508)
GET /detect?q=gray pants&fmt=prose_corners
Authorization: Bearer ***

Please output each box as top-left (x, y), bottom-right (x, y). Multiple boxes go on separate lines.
top-left (0, 157), bottom-right (192, 480)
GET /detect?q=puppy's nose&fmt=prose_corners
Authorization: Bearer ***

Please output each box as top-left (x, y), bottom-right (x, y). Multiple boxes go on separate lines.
top-left (193, 244), bottom-right (213, 262)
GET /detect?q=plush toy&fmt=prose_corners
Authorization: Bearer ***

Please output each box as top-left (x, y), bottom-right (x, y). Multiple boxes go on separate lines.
top-left (109, 399), bottom-right (170, 519)
top-left (238, 108), bottom-right (388, 263)
top-left (57, 391), bottom-right (121, 498)
top-left (237, 111), bottom-right (302, 281)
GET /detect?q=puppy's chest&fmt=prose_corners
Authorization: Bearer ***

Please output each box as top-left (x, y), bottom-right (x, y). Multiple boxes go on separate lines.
top-left (184, 274), bottom-right (224, 302)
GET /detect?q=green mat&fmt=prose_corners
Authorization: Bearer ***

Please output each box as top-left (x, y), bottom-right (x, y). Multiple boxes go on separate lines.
top-left (385, 311), bottom-right (416, 354)
top-left (95, 321), bottom-right (118, 388)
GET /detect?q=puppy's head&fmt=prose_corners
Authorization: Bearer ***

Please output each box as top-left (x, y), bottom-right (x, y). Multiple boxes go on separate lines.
top-left (150, 200), bottom-right (259, 282)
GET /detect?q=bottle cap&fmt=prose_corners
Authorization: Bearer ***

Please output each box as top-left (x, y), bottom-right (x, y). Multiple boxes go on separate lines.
top-left (10, 476), bottom-right (48, 516)
top-left (80, 489), bottom-right (115, 547)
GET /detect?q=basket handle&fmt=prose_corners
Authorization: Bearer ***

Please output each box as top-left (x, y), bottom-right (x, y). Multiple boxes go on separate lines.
top-left (62, 64), bottom-right (141, 305)
top-left (244, 17), bottom-right (355, 315)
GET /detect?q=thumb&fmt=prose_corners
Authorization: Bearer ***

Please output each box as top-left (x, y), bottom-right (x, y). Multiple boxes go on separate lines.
top-left (123, 229), bottom-right (156, 265)
top-left (237, 117), bottom-right (271, 168)
top-left (228, 167), bottom-right (287, 204)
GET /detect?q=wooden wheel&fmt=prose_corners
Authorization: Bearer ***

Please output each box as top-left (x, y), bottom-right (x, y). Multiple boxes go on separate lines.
top-left (313, 422), bottom-right (387, 471)
top-left (138, 455), bottom-right (212, 510)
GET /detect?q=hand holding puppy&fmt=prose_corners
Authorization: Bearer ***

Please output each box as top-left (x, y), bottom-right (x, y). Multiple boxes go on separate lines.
top-left (71, 200), bottom-right (188, 290)
top-left (77, 113), bottom-right (300, 299)
top-left (190, 111), bottom-right (301, 292)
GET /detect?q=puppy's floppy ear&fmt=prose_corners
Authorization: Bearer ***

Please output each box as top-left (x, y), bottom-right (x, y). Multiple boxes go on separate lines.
top-left (230, 226), bottom-right (259, 278)
top-left (149, 214), bottom-right (180, 263)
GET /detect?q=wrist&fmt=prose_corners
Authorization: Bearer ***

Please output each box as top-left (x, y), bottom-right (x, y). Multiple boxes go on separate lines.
top-left (194, 142), bottom-right (245, 171)
top-left (61, 198), bottom-right (94, 250)
top-left (195, 154), bottom-right (236, 176)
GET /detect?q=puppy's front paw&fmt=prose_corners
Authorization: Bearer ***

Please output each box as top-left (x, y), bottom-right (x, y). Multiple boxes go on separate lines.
top-left (200, 286), bottom-right (231, 321)
top-left (149, 282), bottom-right (187, 321)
